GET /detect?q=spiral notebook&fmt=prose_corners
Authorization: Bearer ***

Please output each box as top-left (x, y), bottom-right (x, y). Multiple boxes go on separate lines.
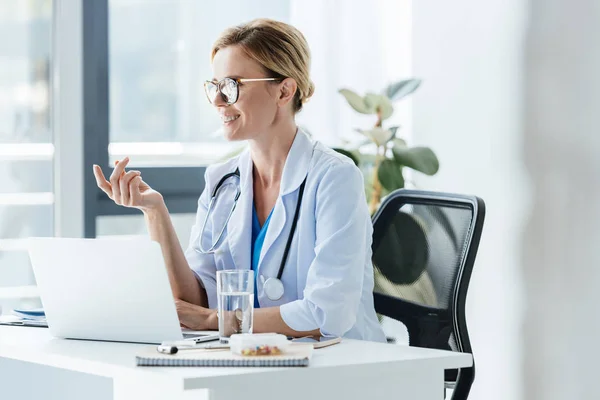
top-left (136, 344), bottom-right (313, 367)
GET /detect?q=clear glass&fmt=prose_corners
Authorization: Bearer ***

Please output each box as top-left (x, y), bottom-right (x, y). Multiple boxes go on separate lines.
top-left (216, 270), bottom-right (254, 342)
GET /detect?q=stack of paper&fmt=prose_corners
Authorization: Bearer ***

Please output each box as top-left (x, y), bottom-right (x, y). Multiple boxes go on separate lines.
top-left (12, 308), bottom-right (46, 321)
top-left (0, 308), bottom-right (48, 327)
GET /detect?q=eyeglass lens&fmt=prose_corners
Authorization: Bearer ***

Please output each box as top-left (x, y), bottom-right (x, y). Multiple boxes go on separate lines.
top-left (205, 78), bottom-right (238, 105)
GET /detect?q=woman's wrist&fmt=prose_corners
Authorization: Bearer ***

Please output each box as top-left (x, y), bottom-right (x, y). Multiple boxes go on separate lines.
top-left (141, 201), bottom-right (169, 243)
top-left (205, 308), bottom-right (218, 330)
top-left (142, 198), bottom-right (167, 217)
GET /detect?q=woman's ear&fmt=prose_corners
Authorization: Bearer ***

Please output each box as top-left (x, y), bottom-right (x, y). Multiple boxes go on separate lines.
top-left (277, 78), bottom-right (298, 108)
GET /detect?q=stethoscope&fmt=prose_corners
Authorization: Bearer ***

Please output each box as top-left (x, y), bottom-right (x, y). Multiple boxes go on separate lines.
top-left (195, 167), bottom-right (307, 301)
top-left (196, 168), bottom-right (241, 254)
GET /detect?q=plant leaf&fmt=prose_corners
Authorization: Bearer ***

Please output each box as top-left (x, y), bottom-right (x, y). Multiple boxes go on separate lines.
top-left (356, 127), bottom-right (394, 146)
top-left (362, 93), bottom-right (379, 113)
top-left (332, 148), bottom-right (360, 167)
top-left (384, 79), bottom-right (422, 102)
top-left (378, 159), bottom-right (405, 192)
top-left (338, 89), bottom-right (372, 114)
top-left (363, 93), bottom-right (376, 106)
top-left (388, 126), bottom-right (401, 140)
top-left (378, 96), bottom-right (394, 120)
top-left (392, 145), bottom-right (439, 176)
top-left (372, 211), bottom-right (428, 284)
top-left (364, 93), bottom-right (394, 120)
top-left (392, 137), bottom-right (407, 148)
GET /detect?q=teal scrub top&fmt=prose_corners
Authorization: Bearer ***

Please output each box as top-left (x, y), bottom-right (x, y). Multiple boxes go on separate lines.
top-left (251, 203), bottom-right (273, 309)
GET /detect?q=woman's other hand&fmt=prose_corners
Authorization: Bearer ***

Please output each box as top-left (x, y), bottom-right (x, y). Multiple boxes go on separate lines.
top-left (175, 299), bottom-right (217, 331)
top-left (92, 157), bottom-right (164, 212)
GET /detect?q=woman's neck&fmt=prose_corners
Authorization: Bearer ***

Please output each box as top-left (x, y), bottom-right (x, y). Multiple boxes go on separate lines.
top-left (249, 119), bottom-right (298, 189)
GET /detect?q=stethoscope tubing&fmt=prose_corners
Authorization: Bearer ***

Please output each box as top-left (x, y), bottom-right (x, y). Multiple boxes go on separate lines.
top-left (195, 167), bottom-right (306, 301)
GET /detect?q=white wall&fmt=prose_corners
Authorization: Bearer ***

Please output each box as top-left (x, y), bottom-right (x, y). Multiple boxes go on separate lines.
top-left (291, 0), bottom-right (412, 146)
top-left (411, 1), bottom-right (527, 399)
top-left (524, 0), bottom-right (600, 398)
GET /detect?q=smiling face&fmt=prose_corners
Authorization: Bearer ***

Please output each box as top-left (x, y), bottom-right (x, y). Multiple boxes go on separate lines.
top-left (210, 45), bottom-right (284, 142)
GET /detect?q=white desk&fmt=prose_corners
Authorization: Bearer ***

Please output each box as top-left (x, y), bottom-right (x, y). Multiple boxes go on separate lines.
top-left (0, 326), bottom-right (472, 400)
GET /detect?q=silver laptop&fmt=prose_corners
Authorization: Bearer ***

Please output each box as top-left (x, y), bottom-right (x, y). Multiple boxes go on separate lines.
top-left (27, 237), bottom-right (217, 344)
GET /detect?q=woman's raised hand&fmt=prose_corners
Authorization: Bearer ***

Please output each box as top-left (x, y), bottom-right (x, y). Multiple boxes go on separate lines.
top-left (93, 157), bottom-right (164, 212)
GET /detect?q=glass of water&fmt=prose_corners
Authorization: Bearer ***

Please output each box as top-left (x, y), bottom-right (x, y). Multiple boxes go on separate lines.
top-left (216, 270), bottom-right (254, 342)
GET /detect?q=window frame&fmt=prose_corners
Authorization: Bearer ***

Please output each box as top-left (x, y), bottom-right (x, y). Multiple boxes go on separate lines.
top-left (82, 0), bottom-right (206, 238)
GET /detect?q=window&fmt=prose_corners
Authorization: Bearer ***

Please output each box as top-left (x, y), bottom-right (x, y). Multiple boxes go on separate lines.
top-left (0, 0), bottom-right (53, 308)
top-left (107, 0), bottom-right (291, 167)
top-left (0, 0), bottom-right (412, 244)
top-left (96, 0), bottom-right (293, 238)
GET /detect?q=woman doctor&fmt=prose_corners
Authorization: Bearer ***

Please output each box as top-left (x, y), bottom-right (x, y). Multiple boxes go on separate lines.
top-left (93, 18), bottom-right (385, 342)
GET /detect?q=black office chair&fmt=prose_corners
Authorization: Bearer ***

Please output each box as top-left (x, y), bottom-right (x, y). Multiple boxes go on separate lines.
top-left (371, 189), bottom-right (485, 400)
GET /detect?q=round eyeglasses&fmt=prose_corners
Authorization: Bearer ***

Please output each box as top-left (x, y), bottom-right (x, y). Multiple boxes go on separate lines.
top-left (204, 77), bottom-right (281, 105)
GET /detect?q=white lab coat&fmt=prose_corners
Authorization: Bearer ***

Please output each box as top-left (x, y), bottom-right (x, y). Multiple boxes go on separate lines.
top-left (184, 130), bottom-right (386, 342)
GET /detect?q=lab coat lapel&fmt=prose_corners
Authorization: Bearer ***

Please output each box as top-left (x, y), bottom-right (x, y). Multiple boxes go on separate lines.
top-left (259, 196), bottom-right (287, 269)
top-left (226, 149), bottom-right (253, 271)
top-left (258, 130), bottom-right (315, 269)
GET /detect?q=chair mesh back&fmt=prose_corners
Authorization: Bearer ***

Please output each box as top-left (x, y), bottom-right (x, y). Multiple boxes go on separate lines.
top-left (372, 191), bottom-right (484, 399)
top-left (372, 200), bottom-right (476, 356)
top-left (373, 203), bottom-right (473, 311)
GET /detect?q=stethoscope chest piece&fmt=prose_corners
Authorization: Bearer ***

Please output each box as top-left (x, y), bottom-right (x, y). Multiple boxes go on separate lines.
top-left (263, 277), bottom-right (285, 301)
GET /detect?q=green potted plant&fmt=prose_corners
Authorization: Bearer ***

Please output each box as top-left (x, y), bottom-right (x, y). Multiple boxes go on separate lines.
top-left (334, 79), bottom-right (439, 215)
top-left (335, 79), bottom-right (445, 314)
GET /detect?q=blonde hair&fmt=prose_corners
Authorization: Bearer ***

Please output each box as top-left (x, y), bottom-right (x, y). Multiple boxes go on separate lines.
top-left (211, 18), bottom-right (315, 113)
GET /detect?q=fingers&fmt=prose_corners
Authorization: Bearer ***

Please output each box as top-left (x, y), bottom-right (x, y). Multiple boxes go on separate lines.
top-left (129, 175), bottom-right (143, 205)
top-left (120, 170), bottom-right (141, 205)
top-left (174, 300), bottom-right (213, 331)
top-left (93, 158), bottom-right (145, 208)
top-left (109, 157), bottom-right (129, 204)
top-left (93, 164), bottom-right (113, 198)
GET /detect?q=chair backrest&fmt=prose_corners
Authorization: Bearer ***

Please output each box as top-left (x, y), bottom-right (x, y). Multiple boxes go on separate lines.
top-left (371, 189), bottom-right (485, 400)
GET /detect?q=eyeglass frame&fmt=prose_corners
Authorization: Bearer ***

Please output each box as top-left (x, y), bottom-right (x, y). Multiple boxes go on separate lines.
top-left (203, 77), bottom-right (282, 105)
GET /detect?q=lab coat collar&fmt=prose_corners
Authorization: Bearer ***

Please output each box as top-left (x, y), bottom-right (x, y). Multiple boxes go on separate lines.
top-left (236, 127), bottom-right (314, 197)
top-left (280, 128), bottom-right (315, 196)
top-left (226, 129), bottom-right (315, 274)
top-left (257, 128), bottom-right (315, 274)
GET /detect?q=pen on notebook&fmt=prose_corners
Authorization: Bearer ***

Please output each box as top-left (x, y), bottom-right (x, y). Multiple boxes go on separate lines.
top-left (157, 343), bottom-right (229, 354)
